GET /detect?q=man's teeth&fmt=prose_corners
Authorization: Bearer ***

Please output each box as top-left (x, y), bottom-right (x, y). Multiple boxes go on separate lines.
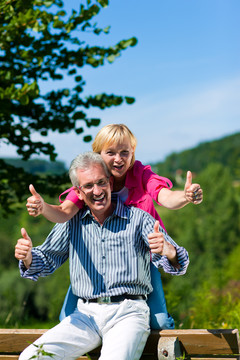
top-left (93, 194), bottom-right (105, 201)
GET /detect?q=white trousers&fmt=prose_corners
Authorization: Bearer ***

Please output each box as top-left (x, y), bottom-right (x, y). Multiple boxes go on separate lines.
top-left (20, 298), bottom-right (150, 360)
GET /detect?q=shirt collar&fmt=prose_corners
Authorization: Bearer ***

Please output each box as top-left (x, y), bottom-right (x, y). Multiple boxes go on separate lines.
top-left (113, 196), bottom-right (129, 219)
top-left (79, 196), bottom-right (129, 221)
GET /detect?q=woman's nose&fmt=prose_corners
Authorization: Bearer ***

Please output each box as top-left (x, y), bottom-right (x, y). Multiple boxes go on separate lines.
top-left (114, 153), bottom-right (121, 162)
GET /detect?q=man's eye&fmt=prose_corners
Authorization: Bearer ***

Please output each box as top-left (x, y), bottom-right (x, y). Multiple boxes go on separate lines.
top-left (98, 179), bottom-right (106, 186)
top-left (84, 184), bottom-right (93, 189)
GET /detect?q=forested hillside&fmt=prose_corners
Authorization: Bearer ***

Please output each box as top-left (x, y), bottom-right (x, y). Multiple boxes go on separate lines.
top-left (0, 132), bottom-right (239, 329)
top-left (3, 158), bottom-right (67, 175)
top-left (152, 132), bottom-right (240, 182)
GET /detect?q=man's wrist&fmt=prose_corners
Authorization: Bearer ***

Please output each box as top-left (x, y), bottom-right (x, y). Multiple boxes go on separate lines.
top-left (165, 243), bottom-right (179, 265)
top-left (23, 255), bottom-right (32, 269)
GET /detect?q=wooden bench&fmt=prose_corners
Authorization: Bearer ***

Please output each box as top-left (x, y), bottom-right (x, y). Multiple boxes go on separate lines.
top-left (0, 329), bottom-right (239, 360)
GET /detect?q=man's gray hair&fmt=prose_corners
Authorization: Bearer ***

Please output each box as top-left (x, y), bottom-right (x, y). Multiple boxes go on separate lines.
top-left (69, 151), bottom-right (110, 187)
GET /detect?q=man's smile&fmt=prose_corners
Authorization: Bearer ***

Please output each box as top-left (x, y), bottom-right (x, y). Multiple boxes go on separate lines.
top-left (92, 193), bottom-right (105, 202)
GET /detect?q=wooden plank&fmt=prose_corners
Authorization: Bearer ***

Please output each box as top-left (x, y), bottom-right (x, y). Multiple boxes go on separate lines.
top-left (0, 329), bottom-right (157, 356)
top-left (158, 329), bottom-right (240, 356)
top-left (0, 358), bottom-right (96, 360)
top-left (0, 329), bottom-right (47, 352)
top-left (0, 329), bottom-right (239, 358)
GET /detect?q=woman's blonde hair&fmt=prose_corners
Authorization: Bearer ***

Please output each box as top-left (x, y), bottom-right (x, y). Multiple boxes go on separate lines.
top-left (92, 124), bottom-right (137, 168)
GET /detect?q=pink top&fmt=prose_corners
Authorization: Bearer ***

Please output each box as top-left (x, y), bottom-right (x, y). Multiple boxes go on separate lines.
top-left (59, 160), bottom-right (173, 230)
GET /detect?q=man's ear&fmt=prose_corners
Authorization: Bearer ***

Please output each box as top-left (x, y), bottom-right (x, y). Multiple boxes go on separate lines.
top-left (74, 186), bottom-right (83, 200)
top-left (109, 176), bottom-right (114, 191)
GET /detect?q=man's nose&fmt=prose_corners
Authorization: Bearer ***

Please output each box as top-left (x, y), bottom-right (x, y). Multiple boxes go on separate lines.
top-left (92, 183), bottom-right (102, 194)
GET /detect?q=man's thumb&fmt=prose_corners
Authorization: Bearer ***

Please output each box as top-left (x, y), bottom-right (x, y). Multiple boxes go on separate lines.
top-left (154, 220), bottom-right (160, 233)
top-left (29, 184), bottom-right (39, 197)
top-left (21, 228), bottom-right (31, 241)
top-left (185, 171), bottom-right (192, 188)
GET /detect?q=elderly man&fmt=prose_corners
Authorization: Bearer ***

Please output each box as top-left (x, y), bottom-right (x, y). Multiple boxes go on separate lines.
top-left (15, 151), bottom-right (189, 360)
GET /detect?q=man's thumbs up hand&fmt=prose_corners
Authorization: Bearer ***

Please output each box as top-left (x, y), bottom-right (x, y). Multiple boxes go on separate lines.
top-left (148, 221), bottom-right (165, 254)
top-left (148, 221), bottom-right (178, 266)
top-left (15, 228), bottom-right (33, 268)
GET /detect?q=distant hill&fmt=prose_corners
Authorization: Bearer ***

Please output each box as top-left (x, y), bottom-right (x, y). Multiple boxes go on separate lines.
top-left (152, 132), bottom-right (240, 180)
top-left (2, 158), bottom-right (67, 175)
top-left (2, 132), bottom-right (240, 179)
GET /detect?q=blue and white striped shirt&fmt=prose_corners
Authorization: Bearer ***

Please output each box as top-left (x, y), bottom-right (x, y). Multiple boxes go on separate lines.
top-left (20, 198), bottom-right (189, 298)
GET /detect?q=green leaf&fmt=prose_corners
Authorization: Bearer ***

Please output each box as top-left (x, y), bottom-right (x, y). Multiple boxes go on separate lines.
top-left (103, 25), bottom-right (110, 34)
top-left (89, 118), bottom-right (101, 126)
top-left (44, 1), bottom-right (55, 8)
top-left (83, 135), bottom-right (92, 142)
top-left (63, 89), bottom-right (70, 96)
top-left (125, 96), bottom-right (135, 104)
top-left (107, 54), bottom-right (116, 63)
top-left (97, 0), bottom-right (109, 8)
top-left (53, 20), bottom-right (65, 28)
top-left (76, 127), bottom-right (84, 134)
top-left (75, 76), bottom-right (82, 82)
top-left (68, 69), bottom-right (77, 75)
top-left (19, 94), bottom-right (29, 105)
top-left (72, 111), bottom-right (85, 120)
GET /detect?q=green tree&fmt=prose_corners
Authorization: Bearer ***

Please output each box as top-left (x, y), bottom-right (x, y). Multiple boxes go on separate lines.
top-left (159, 163), bottom-right (240, 326)
top-left (0, 0), bottom-right (137, 214)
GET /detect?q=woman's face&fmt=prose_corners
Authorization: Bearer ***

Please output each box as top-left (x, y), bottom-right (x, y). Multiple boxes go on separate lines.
top-left (100, 138), bottom-right (134, 180)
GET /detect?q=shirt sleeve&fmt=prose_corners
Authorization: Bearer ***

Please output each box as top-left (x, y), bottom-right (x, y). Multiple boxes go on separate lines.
top-left (151, 244), bottom-right (189, 275)
top-left (19, 222), bottom-right (70, 281)
top-left (141, 164), bottom-right (173, 205)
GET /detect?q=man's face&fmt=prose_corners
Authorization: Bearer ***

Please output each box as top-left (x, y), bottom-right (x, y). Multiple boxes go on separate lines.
top-left (76, 164), bottom-right (113, 219)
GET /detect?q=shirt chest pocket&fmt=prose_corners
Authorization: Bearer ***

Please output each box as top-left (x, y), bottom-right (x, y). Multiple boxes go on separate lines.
top-left (105, 232), bottom-right (146, 260)
top-left (106, 233), bottom-right (134, 247)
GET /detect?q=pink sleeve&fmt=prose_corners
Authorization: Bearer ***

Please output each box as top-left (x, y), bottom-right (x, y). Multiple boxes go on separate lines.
top-left (59, 187), bottom-right (84, 209)
top-left (142, 165), bottom-right (173, 204)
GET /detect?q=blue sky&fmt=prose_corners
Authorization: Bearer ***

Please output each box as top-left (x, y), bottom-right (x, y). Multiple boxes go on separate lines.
top-left (1, 0), bottom-right (240, 166)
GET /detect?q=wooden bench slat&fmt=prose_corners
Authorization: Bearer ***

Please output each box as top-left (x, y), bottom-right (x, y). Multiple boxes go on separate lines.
top-left (0, 329), bottom-right (47, 353)
top-left (0, 329), bottom-right (239, 359)
top-left (0, 329), bottom-right (157, 355)
top-left (159, 329), bottom-right (240, 355)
